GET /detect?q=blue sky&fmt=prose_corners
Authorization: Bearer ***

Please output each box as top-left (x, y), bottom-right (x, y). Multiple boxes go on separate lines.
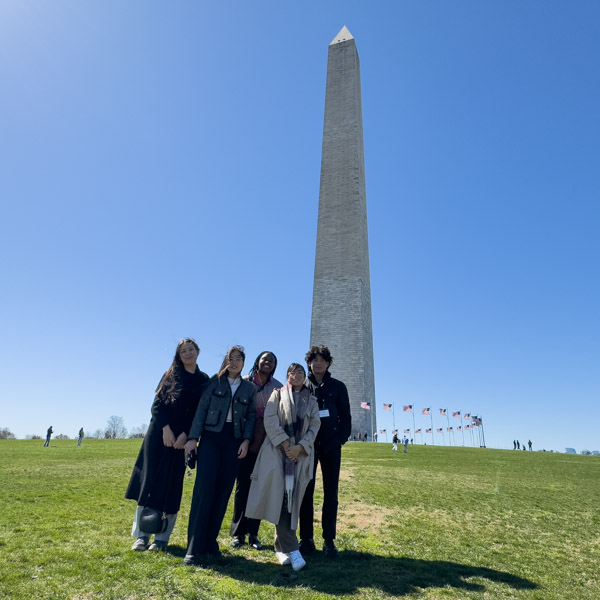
top-left (1, 1), bottom-right (598, 452)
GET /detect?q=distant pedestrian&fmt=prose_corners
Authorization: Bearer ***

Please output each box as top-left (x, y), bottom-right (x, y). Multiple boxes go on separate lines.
top-left (403, 436), bottom-right (408, 453)
top-left (410, 438), bottom-right (413, 445)
top-left (528, 440), bottom-right (533, 451)
top-left (374, 433), bottom-right (378, 442)
top-left (392, 433), bottom-right (398, 452)
top-left (77, 428), bottom-right (84, 446)
top-left (44, 426), bottom-right (53, 447)
top-left (363, 432), bottom-right (368, 442)
top-left (357, 432), bottom-right (361, 441)
top-left (513, 440), bottom-right (516, 450)
top-left (516, 440), bottom-right (520, 450)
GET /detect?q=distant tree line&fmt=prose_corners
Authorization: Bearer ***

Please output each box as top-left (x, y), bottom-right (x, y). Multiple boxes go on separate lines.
top-left (2, 418), bottom-right (147, 440)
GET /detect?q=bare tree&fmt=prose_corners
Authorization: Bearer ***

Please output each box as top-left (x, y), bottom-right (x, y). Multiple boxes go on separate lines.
top-left (90, 428), bottom-right (104, 439)
top-left (129, 423), bottom-right (148, 439)
top-left (0, 427), bottom-right (16, 440)
top-left (105, 416), bottom-right (127, 439)
top-left (55, 434), bottom-right (70, 440)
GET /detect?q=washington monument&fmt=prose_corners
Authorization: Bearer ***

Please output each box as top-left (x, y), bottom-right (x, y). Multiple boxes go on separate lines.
top-left (310, 26), bottom-right (376, 438)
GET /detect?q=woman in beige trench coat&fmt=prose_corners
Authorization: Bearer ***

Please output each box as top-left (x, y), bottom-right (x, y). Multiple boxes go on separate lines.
top-left (246, 363), bottom-right (320, 571)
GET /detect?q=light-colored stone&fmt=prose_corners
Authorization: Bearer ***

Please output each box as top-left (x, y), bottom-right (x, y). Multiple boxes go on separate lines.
top-left (310, 28), bottom-right (376, 438)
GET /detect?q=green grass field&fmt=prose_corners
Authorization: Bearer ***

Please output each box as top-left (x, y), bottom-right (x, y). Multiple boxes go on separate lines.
top-left (1, 439), bottom-right (598, 599)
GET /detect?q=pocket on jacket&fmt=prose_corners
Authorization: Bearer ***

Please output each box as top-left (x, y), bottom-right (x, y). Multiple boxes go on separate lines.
top-left (205, 409), bottom-right (221, 426)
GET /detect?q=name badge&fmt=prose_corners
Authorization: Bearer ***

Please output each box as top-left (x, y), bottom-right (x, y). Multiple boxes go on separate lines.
top-left (319, 409), bottom-right (330, 418)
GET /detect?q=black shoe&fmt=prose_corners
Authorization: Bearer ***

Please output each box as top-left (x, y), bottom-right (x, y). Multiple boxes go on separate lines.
top-left (183, 554), bottom-right (202, 567)
top-left (248, 535), bottom-right (263, 550)
top-left (299, 538), bottom-right (316, 554)
top-left (231, 536), bottom-right (245, 548)
top-left (323, 539), bottom-right (339, 558)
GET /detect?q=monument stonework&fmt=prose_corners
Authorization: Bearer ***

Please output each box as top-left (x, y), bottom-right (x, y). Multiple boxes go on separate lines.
top-left (310, 27), bottom-right (376, 439)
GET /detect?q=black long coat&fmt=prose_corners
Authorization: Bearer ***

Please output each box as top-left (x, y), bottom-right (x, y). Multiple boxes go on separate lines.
top-left (125, 367), bottom-right (209, 514)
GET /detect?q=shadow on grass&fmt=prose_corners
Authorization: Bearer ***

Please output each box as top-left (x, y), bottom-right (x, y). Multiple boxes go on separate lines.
top-left (206, 551), bottom-right (538, 596)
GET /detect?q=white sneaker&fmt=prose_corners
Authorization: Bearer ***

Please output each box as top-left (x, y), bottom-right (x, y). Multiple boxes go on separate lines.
top-left (289, 550), bottom-right (306, 571)
top-left (276, 551), bottom-right (291, 565)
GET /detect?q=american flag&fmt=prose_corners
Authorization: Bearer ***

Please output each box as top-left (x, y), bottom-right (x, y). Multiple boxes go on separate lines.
top-left (436, 428), bottom-right (443, 433)
top-left (447, 427), bottom-right (453, 432)
top-left (439, 409), bottom-right (447, 416)
top-left (464, 413), bottom-right (470, 420)
top-left (426, 428), bottom-right (432, 433)
top-left (403, 405), bottom-right (413, 412)
top-left (380, 429), bottom-right (386, 434)
top-left (457, 426), bottom-right (462, 431)
top-left (392, 429), bottom-right (398, 435)
top-left (415, 428), bottom-right (421, 434)
top-left (465, 424), bottom-right (470, 430)
top-left (404, 429), bottom-right (410, 434)
top-left (422, 408), bottom-right (430, 415)
top-left (472, 416), bottom-right (482, 426)
top-left (360, 401), bottom-right (371, 410)
top-left (452, 411), bottom-right (461, 418)
top-left (383, 403), bottom-right (392, 411)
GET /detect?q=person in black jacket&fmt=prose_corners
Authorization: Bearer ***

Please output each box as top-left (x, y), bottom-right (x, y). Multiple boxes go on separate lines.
top-left (183, 346), bottom-right (256, 566)
top-left (126, 338), bottom-right (210, 552)
top-left (299, 345), bottom-right (351, 558)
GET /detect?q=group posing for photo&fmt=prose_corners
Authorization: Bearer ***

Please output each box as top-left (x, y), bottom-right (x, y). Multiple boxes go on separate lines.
top-left (125, 339), bottom-right (351, 571)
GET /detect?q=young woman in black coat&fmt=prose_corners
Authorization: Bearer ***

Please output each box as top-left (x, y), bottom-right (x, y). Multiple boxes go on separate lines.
top-left (126, 338), bottom-right (209, 551)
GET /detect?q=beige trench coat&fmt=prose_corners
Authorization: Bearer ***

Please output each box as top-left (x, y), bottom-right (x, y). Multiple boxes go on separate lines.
top-left (246, 384), bottom-right (320, 530)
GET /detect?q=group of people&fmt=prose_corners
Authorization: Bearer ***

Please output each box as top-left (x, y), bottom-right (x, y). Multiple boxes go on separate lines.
top-left (43, 426), bottom-right (84, 446)
top-left (392, 433), bottom-right (409, 453)
top-left (513, 439), bottom-right (533, 451)
top-left (125, 339), bottom-right (351, 571)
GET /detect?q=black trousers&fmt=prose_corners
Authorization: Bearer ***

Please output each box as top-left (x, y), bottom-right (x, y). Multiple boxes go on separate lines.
top-left (229, 451), bottom-right (261, 538)
top-left (186, 425), bottom-right (241, 557)
top-left (299, 444), bottom-right (341, 542)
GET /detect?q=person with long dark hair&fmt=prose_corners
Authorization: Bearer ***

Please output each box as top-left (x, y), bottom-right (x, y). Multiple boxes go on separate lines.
top-left (245, 363), bottom-right (321, 571)
top-left (126, 338), bottom-right (209, 551)
top-left (230, 351), bottom-right (282, 550)
top-left (183, 346), bottom-right (256, 566)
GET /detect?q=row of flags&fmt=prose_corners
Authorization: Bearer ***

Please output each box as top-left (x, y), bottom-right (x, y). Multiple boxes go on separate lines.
top-left (383, 404), bottom-right (481, 423)
top-left (379, 425), bottom-right (481, 434)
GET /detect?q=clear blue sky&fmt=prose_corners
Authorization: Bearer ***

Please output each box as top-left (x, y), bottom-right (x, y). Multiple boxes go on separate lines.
top-left (1, 1), bottom-right (598, 452)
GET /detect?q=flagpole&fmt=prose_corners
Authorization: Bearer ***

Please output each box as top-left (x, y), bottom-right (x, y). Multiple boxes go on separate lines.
top-left (430, 413), bottom-right (434, 445)
top-left (412, 411), bottom-right (416, 443)
top-left (446, 413), bottom-right (451, 446)
top-left (370, 402), bottom-right (374, 442)
top-left (480, 417), bottom-right (486, 447)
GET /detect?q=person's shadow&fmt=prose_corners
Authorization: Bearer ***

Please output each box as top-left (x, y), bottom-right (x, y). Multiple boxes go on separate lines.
top-left (202, 550), bottom-right (538, 596)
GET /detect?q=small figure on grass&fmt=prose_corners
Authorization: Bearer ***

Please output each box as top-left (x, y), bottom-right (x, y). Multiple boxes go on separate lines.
top-left (44, 426), bottom-right (53, 447)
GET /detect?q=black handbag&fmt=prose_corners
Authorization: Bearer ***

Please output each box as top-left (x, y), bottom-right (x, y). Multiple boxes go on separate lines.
top-left (139, 507), bottom-right (168, 534)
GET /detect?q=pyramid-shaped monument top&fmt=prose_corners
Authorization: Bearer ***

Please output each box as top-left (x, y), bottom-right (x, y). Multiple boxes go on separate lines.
top-left (330, 26), bottom-right (354, 45)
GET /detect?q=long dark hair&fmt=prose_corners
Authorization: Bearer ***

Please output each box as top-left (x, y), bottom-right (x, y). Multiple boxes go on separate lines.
top-left (248, 351), bottom-right (278, 389)
top-left (155, 338), bottom-right (199, 403)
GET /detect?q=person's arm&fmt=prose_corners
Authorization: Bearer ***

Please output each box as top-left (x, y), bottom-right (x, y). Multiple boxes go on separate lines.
top-left (184, 381), bottom-right (213, 456)
top-left (337, 381), bottom-right (352, 444)
top-left (296, 397), bottom-right (321, 457)
top-left (263, 389), bottom-right (288, 448)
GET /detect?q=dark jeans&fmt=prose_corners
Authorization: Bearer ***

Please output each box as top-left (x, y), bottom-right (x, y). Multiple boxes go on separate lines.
top-left (229, 451), bottom-right (261, 538)
top-left (299, 444), bottom-right (341, 541)
top-left (186, 425), bottom-right (241, 556)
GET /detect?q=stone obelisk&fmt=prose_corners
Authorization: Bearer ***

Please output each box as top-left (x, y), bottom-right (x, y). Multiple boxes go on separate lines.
top-left (310, 26), bottom-right (376, 439)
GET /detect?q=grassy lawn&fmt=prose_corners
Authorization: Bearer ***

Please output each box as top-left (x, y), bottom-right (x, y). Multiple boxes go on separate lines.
top-left (0, 439), bottom-right (598, 599)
